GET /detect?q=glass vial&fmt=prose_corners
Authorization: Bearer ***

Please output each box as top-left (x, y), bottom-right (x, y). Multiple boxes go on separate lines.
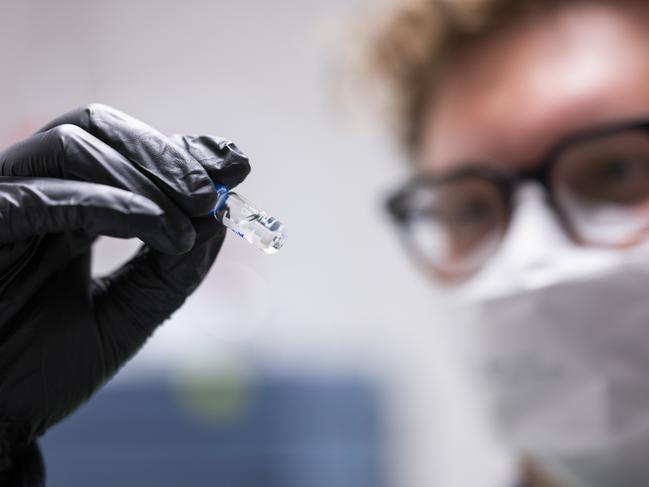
top-left (213, 184), bottom-right (287, 254)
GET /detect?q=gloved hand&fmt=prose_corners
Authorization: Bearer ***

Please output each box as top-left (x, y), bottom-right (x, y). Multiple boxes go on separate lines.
top-left (0, 104), bottom-right (250, 472)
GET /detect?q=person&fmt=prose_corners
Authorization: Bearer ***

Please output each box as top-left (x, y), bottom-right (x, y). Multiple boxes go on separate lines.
top-left (0, 103), bottom-right (250, 486)
top-left (363, 0), bottom-right (649, 486)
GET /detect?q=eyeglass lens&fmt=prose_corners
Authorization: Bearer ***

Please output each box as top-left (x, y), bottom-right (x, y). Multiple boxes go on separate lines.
top-left (552, 129), bottom-right (649, 247)
top-left (405, 176), bottom-right (509, 278)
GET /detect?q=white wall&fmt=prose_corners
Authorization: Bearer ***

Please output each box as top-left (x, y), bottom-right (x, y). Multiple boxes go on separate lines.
top-left (0, 1), bottom-right (512, 485)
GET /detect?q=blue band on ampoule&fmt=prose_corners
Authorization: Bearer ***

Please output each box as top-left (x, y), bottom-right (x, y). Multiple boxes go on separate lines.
top-left (211, 183), bottom-right (230, 216)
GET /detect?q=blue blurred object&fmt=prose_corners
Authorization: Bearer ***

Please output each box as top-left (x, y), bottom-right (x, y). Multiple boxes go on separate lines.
top-left (40, 375), bottom-right (385, 487)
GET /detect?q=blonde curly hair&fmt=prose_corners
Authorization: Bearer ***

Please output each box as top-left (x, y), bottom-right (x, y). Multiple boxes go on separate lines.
top-left (364, 0), bottom-right (576, 153)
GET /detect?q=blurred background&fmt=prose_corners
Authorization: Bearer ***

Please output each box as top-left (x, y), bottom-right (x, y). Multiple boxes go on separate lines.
top-left (0, 1), bottom-right (511, 486)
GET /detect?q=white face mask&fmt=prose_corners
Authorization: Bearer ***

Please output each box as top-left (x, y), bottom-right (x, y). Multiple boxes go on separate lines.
top-left (445, 185), bottom-right (649, 487)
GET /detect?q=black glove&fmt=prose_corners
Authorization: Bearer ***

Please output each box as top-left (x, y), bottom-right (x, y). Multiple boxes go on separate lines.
top-left (0, 104), bottom-right (250, 472)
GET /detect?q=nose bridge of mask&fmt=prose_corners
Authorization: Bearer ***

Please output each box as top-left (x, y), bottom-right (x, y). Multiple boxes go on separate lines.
top-left (499, 184), bottom-right (570, 265)
top-left (456, 183), bottom-right (622, 300)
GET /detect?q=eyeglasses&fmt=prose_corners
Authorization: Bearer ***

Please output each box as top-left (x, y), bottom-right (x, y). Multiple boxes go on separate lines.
top-left (386, 118), bottom-right (649, 283)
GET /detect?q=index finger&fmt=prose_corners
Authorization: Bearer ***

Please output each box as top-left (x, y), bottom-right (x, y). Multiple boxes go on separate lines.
top-left (37, 103), bottom-right (217, 217)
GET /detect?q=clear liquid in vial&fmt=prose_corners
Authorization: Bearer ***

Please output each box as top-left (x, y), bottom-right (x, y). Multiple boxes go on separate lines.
top-left (213, 185), bottom-right (286, 254)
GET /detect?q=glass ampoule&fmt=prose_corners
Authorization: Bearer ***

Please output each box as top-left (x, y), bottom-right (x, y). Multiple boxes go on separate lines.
top-left (213, 184), bottom-right (287, 254)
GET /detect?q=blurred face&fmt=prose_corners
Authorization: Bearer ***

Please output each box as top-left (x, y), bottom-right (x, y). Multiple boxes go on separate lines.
top-left (396, 5), bottom-right (649, 484)
top-left (392, 2), bottom-right (649, 281)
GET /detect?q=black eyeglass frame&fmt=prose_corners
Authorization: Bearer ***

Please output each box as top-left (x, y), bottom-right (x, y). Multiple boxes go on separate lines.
top-left (386, 117), bottom-right (649, 280)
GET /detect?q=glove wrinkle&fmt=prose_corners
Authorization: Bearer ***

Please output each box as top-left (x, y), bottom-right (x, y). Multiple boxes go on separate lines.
top-left (170, 134), bottom-right (251, 188)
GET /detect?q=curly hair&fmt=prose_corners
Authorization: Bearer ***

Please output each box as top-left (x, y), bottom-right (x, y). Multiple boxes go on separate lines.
top-left (364, 0), bottom-right (582, 153)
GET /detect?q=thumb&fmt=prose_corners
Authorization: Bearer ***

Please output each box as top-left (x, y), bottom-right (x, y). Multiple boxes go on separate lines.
top-left (91, 227), bottom-right (226, 375)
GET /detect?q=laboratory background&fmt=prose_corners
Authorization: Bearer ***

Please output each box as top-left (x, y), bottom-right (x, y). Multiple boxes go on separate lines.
top-left (0, 1), bottom-right (511, 486)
